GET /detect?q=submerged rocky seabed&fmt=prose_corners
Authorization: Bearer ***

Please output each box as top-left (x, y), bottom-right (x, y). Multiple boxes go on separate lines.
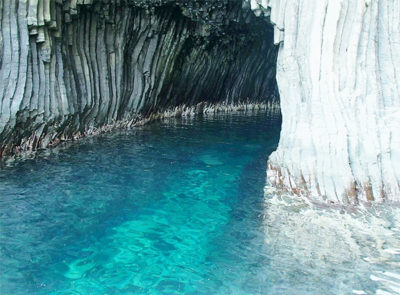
top-left (263, 187), bottom-right (400, 295)
top-left (1, 112), bottom-right (399, 295)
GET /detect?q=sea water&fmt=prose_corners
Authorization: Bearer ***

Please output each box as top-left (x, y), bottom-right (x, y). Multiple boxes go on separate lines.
top-left (0, 112), bottom-right (399, 295)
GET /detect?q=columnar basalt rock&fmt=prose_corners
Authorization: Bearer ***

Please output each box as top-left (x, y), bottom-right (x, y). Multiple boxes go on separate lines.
top-left (250, 0), bottom-right (400, 203)
top-left (3, 0), bottom-right (398, 205)
top-left (0, 0), bottom-right (278, 157)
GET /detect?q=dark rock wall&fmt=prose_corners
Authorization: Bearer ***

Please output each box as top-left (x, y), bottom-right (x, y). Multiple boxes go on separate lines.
top-left (0, 0), bottom-right (278, 157)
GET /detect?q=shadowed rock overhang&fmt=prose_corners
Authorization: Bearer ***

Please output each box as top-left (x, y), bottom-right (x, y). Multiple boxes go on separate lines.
top-left (3, 0), bottom-right (399, 204)
top-left (0, 0), bottom-right (279, 156)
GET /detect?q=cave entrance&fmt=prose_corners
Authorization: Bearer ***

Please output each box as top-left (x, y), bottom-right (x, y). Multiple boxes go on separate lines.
top-left (156, 5), bottom-right (280, 110)
top-left (119, 2), bottom-right (280, 117)
top-left (0, 0), bottom-right (281, 157)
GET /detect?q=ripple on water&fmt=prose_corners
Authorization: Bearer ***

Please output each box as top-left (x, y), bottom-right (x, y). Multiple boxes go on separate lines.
top-left (1, 112), bottom-right (399, 295)
top-left (262, 187), bottom-right (400, 295)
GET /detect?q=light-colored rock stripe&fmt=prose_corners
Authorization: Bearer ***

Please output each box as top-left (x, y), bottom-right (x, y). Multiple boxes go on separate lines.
top-left (250, 0), bottom-right (400, 203)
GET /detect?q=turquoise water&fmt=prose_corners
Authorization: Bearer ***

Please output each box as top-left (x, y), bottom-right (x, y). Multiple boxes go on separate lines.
top-left (0, 112), bottom-right (281, 294)
top-left (1, 112), bottom-right (400, 295)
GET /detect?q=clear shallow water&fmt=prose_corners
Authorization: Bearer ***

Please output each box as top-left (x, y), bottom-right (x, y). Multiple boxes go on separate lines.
top-left (0, 112), bottom-right (399, 295)
top-left (262, 191), bottom-right (400, 295)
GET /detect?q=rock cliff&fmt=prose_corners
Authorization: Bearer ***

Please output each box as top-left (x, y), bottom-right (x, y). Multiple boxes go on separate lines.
top-left (0, 0), bottom-right (278, 156)
top-left (250, 0), bottom-right (400, 203)
top-left (1, 0), bottom-right (399, 204)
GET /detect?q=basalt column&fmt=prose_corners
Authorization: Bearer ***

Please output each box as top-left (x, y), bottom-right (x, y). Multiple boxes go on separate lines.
top-left (250, 0), bottom-right (400, 203)
top-left (0, 0), bottom-right (279, 157)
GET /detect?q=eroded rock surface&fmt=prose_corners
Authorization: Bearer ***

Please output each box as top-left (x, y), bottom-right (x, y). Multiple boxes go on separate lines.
top-left (250, 0), bottom-right (400, 203)
top-left (2, 0), bottom-right (399, 204)
top-left (0, 0), bottom-right (278, 156)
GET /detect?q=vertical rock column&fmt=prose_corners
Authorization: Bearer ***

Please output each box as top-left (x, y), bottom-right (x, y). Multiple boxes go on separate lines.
top-left (251, 0), bottom-right (400, 203)
top-left (0, 0), bottom-right (279, 157)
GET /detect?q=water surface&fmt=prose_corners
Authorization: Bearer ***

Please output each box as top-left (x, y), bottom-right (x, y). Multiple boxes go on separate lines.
top-left (1, 112), bottom-right (399, 295)
top-left (1, 112), bottom-right (280, 294)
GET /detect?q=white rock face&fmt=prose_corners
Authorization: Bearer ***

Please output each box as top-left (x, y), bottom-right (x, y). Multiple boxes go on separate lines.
top-left (250, 0), bottom-right (400, 203)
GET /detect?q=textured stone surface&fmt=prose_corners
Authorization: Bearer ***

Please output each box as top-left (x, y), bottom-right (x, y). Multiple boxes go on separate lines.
top-left (2, 0), bottom-right (399, 204)
top-left (250, 0), bottom-right (400, 203)
top-left (0, 0), bottom-right (278, 156)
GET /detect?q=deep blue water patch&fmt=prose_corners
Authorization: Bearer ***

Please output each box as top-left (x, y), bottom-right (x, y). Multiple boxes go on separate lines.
top-left (0, 112), bottom-right (281, 294)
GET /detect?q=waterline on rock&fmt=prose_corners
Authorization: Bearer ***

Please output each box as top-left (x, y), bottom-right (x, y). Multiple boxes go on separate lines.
top-left (2, 102), bottom-right (280, 162)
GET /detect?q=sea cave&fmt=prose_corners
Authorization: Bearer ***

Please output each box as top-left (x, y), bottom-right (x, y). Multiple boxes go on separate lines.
top-left (0, 0), bottom-right (400, 294)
